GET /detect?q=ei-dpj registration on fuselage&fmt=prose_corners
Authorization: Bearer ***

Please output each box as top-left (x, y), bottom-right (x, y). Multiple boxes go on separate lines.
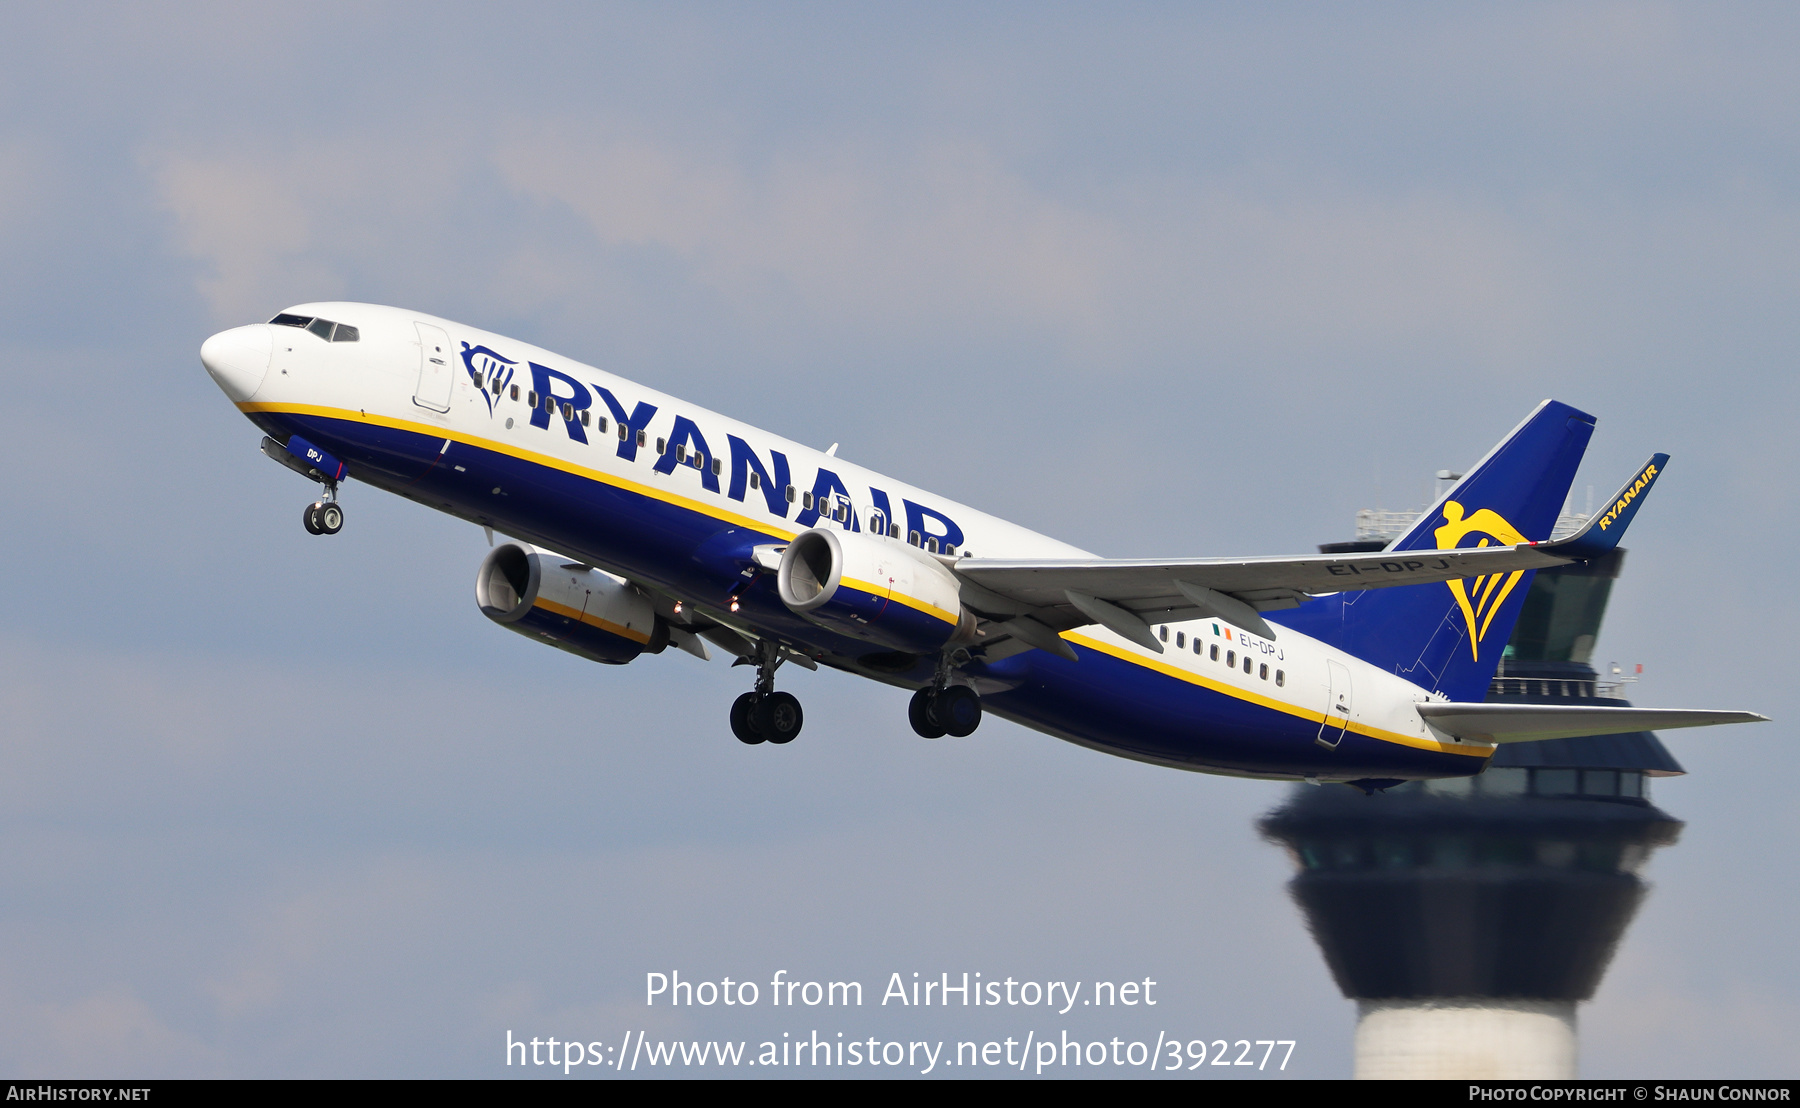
top-left (199, 303), bottom-right (1764, 791)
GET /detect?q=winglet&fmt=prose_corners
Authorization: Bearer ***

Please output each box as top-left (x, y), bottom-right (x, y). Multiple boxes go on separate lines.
top-left (1540, 453), bottom-right (1669, 560)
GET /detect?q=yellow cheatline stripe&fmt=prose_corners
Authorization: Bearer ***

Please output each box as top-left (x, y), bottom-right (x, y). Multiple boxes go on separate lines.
top-left (838, 575), bottom-right (960, 627)
top-left (533, 597), bottom-right (653, 644)
top-left (240, 401), bottom-right (802, 540)
top-left (249, 402), bottom-right (966, 628)
top-left (1063, 632), bottom-right (1491, 759)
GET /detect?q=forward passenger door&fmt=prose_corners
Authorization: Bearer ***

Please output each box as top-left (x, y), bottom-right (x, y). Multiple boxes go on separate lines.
top-left (413, 322), bottom-right (454, 412)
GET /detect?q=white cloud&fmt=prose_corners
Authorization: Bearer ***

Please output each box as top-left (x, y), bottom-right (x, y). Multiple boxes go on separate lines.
top-left (0, 984), bottom-right (223, 1078)
top-left (495, 125), bottom-right (1551, 365)
top-left (155, 154), bottom-right (337, 325)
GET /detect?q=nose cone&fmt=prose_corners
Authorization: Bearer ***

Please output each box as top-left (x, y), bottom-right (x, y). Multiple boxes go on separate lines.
top-left (200, 324), bottom-right (273, 402)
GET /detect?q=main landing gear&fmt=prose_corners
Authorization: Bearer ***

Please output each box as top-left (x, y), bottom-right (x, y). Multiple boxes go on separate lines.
top-left (731, 639), bottom-right (804, 745)
top-left (908, 651), bottom-right (983, 738)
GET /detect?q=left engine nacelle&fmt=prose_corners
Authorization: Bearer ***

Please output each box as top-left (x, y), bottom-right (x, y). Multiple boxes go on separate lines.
top-left (776, 527), bottom-right (976, 654)
top-left (476, 543), bottom-right (667, 664)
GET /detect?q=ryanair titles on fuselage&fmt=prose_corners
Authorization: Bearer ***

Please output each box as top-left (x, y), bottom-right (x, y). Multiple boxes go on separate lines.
top-left (454, 339), bottom-right (977, 553)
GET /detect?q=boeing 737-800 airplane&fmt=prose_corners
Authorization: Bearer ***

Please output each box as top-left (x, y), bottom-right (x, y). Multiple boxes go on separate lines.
top-left (199, 303), bottom-right (1763, 790)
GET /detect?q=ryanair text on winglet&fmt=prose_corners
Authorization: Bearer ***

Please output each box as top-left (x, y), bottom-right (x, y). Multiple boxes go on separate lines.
top-left (1597, 463), bottom-right (1658, 531)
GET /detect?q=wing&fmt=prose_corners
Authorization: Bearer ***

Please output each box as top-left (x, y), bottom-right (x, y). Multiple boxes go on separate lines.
top-left (1417, 703), bottom-right (1770, 744)
top-left (953, 454), bottom-right (1666, 652)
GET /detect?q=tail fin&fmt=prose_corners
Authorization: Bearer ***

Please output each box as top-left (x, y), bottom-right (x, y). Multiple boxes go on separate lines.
top-left (1274, 399), bottom-right (1596, 701)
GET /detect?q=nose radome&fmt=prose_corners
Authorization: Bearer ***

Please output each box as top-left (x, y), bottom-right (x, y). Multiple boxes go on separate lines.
top-left (200, 324), bottom-right (273, 402)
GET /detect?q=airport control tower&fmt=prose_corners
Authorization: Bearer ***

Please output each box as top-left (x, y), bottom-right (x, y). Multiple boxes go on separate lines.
top-left (1259, 508), bottom-right (1686, 1079)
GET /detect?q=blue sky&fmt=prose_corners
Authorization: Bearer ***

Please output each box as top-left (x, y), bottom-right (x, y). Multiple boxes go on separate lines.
top-left (0, 2), bottom-right (1793, 1076)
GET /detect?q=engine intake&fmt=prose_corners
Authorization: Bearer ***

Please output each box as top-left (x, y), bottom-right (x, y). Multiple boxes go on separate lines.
top-left (476, 543), bottom-right (666, 664)
top-left (776, 528), bottom-right (975, 653)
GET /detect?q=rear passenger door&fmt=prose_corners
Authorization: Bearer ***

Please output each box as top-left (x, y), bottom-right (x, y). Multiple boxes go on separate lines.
top-left (1316, 660), bottom-right (1352, 749)
top-left (413, 322), bottom-right (454, 412)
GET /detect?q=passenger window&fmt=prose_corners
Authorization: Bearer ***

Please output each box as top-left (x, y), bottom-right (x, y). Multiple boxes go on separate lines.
top-left (307, 317), bottom-right (334, 340)
top-left (749, 472), bottom-right (761, 490)
top-left (835, 501), bottom-right (848, 523)
top-left (890, 524), bottom-right (901, 539)
top-left (1192, 639), bottom-right (1201, 655)
top-left (471, 371), bottom-right (484, 389)
top-left (944, 544), bottom-right (956, 556)
top-left (711, 457), bottom-right (722, 477)
top-left (510, 385), bottom-right (519, 401)
top-left (528, 391), bottom-right (539, 406)
top-left (330, 324), bottom-right (359, 342)
top-left (675, 444), bottom-right (686, 463)
top-left (926, 537), bottom-right (939, 553)
top-left (1176, 632), bottom-right (1185, 648)
top-left (786, 485), bottom-right (797, 503)
top-left (596, 416), bottom-right (608, 434)
top-left (1226, 650), bottom-right (1235, 667)
top-left (1158, 626), bottom-right (1168, 642)
top-left (1276, 670), bottom-right (1285, 687)
top-left (1210, 645), bottom-right (1219, 661)
top-left (656, 437), bottom-right (667, 454)
top-left (1259, 663), bottom-right (1268, 680)
top-left (802, 491), bottom-right (814, 509)
top-left (909, 530), bottom-right (922, 547)
top-left (579, 409), bottom-right (590, 427)
top-left (636, 430), bottom-right (647, 447)
top-left (1244, 656), bottom-right (1252, 674)
top-left (561, 403), bottom-right (574, 421)
top-left (491, 378), bottom-right (501, 395)
top-left (870, 512), bottom-right (884, 534)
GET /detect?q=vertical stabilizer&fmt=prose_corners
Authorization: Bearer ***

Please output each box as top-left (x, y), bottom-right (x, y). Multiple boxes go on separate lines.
top-left (1274, 400), bottom-right (1596, 701)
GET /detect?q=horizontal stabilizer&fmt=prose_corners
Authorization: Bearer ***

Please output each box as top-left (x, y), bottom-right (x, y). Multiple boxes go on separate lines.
top-left (1418, 702), bottom-right (1769, 744)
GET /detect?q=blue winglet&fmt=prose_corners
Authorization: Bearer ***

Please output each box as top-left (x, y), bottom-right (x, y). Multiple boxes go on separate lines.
top-left (1541, 453), bottom-right (1669, 560)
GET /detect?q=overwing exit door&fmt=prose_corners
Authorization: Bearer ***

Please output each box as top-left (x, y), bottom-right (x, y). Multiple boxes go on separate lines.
top-left (413, 322), bottom-right (454, 412)
top-left (1317, 660), bottom-right (1352, 749)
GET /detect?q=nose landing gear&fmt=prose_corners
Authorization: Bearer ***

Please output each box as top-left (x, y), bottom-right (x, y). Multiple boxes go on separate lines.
top-left (730, 640), bottom-right (805, 745)
top-left (259, 436), bottom-right (348, 537)
top-left (303, 496), bottom-right (344, 536)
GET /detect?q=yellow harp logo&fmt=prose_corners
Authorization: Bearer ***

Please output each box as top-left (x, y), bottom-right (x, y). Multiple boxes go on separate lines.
top-left (1434, 501), bottom-right (1529, 662)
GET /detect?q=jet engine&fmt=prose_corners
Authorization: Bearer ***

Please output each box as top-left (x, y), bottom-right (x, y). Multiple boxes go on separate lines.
top-left (476, 543), bottom-right (667, 664)
top-left (776, 528), bottom-right (976, 653)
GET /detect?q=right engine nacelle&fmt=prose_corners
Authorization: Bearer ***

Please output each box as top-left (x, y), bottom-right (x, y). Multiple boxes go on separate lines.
top-left (476, 543), bottom-right (667, 664)
top-left (776, 527), bottom-right (975, 654)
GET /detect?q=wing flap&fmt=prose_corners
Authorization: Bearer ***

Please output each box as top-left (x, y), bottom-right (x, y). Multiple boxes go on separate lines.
top-left (952, 452), bottom-right (1669, 648)
top-left (1418, 703), bottom-right (1769, 744)
top-left (955, 543), bottom-right (1574, 626)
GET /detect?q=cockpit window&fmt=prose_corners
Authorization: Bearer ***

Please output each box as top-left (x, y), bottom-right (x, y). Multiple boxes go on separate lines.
top-left (269, 314), bottom-right (360, 342)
